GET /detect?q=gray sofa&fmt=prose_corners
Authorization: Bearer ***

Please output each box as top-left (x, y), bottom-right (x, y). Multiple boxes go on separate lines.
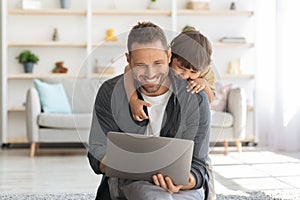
top-left (210, 87), bottom-right (247, 154)
top-left (26, 78), bottom-right (101, 157)
top-left (26, 77), bottom-right (246, 156)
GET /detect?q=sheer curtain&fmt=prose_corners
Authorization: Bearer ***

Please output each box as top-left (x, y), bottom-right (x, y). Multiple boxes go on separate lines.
top-left (256, 0), bottom-right (300, 151)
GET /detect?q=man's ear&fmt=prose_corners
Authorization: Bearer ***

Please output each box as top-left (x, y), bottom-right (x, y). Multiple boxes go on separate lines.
top-left (167, 47), bottom-right (172, 63)
top-left (125, 53), bottom-right (131, 67)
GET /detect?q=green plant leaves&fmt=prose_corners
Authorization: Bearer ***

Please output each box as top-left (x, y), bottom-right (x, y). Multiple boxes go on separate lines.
top-left (16, 50), bottom-right (39, 64)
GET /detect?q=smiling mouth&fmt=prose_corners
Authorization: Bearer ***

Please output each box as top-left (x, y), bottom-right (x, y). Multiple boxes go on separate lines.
top-left (145, 77), bottom-right (159, 83)
top-left (141, 76), bottom-right (160, 84)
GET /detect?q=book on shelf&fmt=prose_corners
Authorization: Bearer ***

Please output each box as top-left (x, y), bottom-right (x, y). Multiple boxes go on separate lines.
top-left (219, 36), bottom-right (246, 43)
top-left (186, 1), bottom-right (210, 10)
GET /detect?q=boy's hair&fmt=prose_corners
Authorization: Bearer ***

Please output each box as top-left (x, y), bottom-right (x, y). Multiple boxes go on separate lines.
top-left (170, 30), bottom-right (212, 72)
top-left (127, 21), bottom-right (168, 54)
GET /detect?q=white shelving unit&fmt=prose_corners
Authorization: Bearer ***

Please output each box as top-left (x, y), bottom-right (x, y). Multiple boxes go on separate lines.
top-left (1, 0), bottom-right (256, 144)
top-left (8, 9), bottom-right (86, 15)
top-left (7, 73), bottom-right (81, 79)
top-left (8, 42), bottom-right (87, 48)
top-left (221, 74), bottom-right (255, 80)
top-left (7, 73), bottom-right (113, 80)
top-left (177, 9), bottom-right (253, 16)
top-left (8, 106), bottom-right (25, 112)
top-left (213, 42), bottom-right (254, 48)
top-left (92, 9), bottom-right (171, 16)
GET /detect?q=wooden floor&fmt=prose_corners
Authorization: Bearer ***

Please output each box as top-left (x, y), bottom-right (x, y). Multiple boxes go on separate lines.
top-left (1, 146), bottom-right (300, 196)
top-left (0, 148), bottom-right (101, 194)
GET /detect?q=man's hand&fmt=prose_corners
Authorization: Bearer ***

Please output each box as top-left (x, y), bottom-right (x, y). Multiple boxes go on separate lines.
top-left (181, 173), bottom-right (196, 190)
top-left (152, 173), bottom-right (183, 194)
top-left (100, 155), bottom-right (106, 173)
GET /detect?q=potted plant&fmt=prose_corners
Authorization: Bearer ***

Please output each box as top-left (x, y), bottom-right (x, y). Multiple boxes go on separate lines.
top-left (60, 0), bottom-right (70, 9)
top-left (16, 50), bottom-right (39, 73)
top-left (148, 0), bottom-right (158, 9)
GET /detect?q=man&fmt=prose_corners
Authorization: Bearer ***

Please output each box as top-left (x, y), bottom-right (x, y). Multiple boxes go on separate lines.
top-left (88, 22), bottom-right (210, 200)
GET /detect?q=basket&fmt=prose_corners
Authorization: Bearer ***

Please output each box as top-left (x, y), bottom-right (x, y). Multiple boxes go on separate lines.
top-left (186, 1), bottom-right (210, 10)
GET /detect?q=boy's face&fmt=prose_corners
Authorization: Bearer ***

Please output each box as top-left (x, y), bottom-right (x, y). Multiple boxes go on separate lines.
top-left (171, 58), bottom-right (200, 80)
top-left (126, 41), bottom-right (171, 96)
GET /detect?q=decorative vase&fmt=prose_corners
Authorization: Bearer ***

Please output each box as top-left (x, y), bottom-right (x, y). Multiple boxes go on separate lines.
top-left (186, 0), bottom-right (211, 10)
top-left (230, 2), bottom-right (236, 10)
top-left (52, 28), bottom-right (59, 41)
top-left (24, 62), bottom-right (34, 73)
top-left (105, 29), bottom-right (118, 41)
top-left (60, 0), bottom-right (70, 9)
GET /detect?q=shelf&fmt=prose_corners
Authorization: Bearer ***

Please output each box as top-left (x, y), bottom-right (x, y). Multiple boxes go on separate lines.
top-left (8, 106), bottom-right (25, 112)
top-left (8, 73), bottom-right (115, 80)
top-left (213, 42), bottom-right (254, 48)
top-left (92, 73), bottom-right (115, 79)
top-left (7, 138), bottom-right (28, 143)
top-left (8, 9), bottom-right (86, 15)
top-left (92, 42), bottom-right (126, 47)
top-left (93, 9), bottom-right (171, 16)
top-left (8, 9), bottom-right (253, 17)
top-left (220, 74), bottom-right (255, 79)
top-left (92, 41), bottom-right (254, 48)
top-left (177, 10), bottom-right (253, 16)
top-left (8, 73), bottom-right (80, 79)
top-left (8, 42), bottom-right (86, 48)
top-left (8, 73), bottom-right (253, 80)
top-left (91, 41), bottom-right (254, 48)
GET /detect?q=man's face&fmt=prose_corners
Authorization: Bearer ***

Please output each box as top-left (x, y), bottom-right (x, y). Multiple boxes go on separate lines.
top-left (171, 58), bottom-right (200, 80)
top-left (126, 41), bottom-right (171, 96)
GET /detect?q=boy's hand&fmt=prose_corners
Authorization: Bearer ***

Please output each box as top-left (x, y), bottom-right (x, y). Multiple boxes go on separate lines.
top-left (129, 97), bottom-right (151, 121)
top-left (186, 78), bottom-right (206, 94)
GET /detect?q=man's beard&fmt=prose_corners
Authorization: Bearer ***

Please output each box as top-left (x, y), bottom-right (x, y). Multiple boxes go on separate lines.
top-left (141, 83), bottom-right (162, 93)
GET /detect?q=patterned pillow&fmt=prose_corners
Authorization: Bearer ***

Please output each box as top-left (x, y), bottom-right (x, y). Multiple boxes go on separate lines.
top-left (211, 82), bottom-right (232, 112)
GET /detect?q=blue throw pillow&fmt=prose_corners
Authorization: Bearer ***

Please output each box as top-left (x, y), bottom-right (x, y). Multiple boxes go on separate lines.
top-left (33, 79), bottom-right (72, 114)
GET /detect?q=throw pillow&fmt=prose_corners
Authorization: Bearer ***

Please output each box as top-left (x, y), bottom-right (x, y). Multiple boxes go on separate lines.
top-left (33, 79), bottom-right (72, 114)
top-left (211, 82), bottom-right (232, 112)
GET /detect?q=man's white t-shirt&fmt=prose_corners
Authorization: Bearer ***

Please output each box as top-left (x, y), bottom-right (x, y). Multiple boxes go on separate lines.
top-left (141, 89), bottom-right (172, 137)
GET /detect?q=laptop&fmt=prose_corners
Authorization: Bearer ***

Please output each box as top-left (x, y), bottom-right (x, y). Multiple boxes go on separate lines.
top-left (105, 131), bottom-right (194, 185)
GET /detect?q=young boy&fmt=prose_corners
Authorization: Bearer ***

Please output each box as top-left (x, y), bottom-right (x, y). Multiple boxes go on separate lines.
top-left (125, 29), bottom-right (216, 122)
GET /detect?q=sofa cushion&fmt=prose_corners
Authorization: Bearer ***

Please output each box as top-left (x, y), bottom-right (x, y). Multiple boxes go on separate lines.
top-left (42, 78), bottom-right (101, 113)
top-left (211, 82), bottom-right (232, 112)
top-left (33, 79), bottom-right (72, 114)
top-left (38, 113), bottom-right (92, 129)
top-left (211, 111), bottom-right (233, 128)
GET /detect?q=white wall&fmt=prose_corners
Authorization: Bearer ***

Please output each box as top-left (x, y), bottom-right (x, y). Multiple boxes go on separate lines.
top-left (253, 0), bottom-right (276, 146)
top-left (256, 0), bottom-right (300, 150)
